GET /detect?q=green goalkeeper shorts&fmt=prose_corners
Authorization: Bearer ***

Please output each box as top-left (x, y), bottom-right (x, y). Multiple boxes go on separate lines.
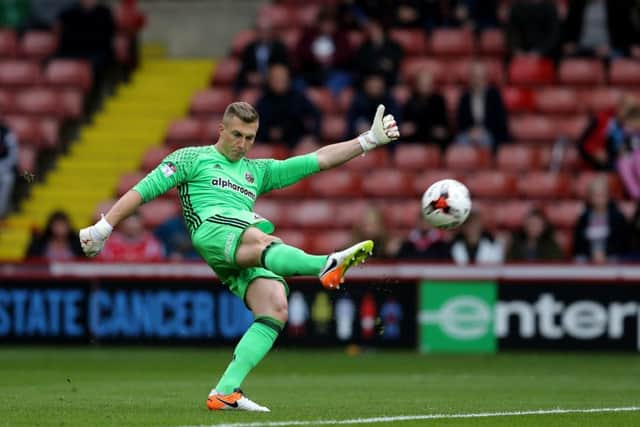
top-left (192, 209), bottom-right (288, 303)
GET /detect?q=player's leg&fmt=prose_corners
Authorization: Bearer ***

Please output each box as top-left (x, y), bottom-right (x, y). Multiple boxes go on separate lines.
top-left (207, 277), bottom-right (287, 412)
top-left (235, 226), bottom-right (374, 289)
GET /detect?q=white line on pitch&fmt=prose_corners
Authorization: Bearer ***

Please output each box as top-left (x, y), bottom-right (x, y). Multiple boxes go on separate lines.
top-left (180, 406), bottom-right (640, 427)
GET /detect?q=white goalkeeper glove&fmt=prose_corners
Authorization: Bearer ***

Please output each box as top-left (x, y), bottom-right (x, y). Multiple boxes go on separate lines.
top-left (79, 215), bottom-right (113, 257)
top-left (357, 104), bottom-right (400, 152)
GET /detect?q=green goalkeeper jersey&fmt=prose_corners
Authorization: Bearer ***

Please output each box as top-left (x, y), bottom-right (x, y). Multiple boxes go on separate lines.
top-left (133, 146), bottom-right (320, 235)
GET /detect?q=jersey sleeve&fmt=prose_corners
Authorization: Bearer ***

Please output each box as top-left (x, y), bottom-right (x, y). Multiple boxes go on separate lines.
top-left (257, 152), bottom-right (320, 194)
top-left (132, 147), bottom-right (199, 203)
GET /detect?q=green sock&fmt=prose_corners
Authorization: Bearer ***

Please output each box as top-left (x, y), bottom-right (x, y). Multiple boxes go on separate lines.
top-left (262, 242), bottom-right (327, 276)
top-left (215, 316), bottom-right (284, 395)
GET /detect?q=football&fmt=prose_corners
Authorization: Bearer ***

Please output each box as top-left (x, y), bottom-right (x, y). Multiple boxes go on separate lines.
top-left (421, 179), bottom-right (472, 229)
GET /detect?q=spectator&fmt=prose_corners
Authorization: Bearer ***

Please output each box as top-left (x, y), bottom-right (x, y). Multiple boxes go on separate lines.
top-left (396, 212), bottom-right (451, 260)
top-left (256, 64), bottom-right (321, 148)
top-left (394, 0), bottom-right (426, 28)
top-left (507, 208), bottom-right (564, 261)
top-left (563, 0), bottom-right (638, 59)
top-left (27, 0), bottom-right (75, 30)
top-left (295, 7), bottom-right (352, 94)
top-left (450, 210), bottom-right (504, 264)
top-left (352, 18), bottom-right (403, 88)
top-left (0, 122), bottom-right (17, 218)
top-left (455, 61), bottom-right (509, 150)
top-left (236, 19), bottom-right (289, 90)
top-left (0, 0), bottom-right (30, 30)
top-left (402, 68), bottom-right (450, 149)
top-left (506, 0), bottom-right (560, 59)
top-left (99, 212), bottom-right (164, 261)
top-left (615, 104), bottom-right (640, 199)
top-left (26, 211), bottom-right (83, 260)
top-left (573, 176), bottom-right (630, 263)
top-left (154, 214), bottom-right (199, 261)
top-left (56, 0), bottom-right (116, 77)
top-left (455, 0), bottom-right (500, 32)
top-left (351, 204), bottom-right (397, 258)
top-left (347, 73), bottom-right (398, 138)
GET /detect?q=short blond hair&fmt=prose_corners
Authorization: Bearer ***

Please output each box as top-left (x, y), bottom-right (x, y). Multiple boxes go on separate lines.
top-left (223, 102), bottom-right (259, 124)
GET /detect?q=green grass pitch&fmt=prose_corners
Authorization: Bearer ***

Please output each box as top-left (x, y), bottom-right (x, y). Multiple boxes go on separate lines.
top-left (1, 347), bottom-right (639, 427)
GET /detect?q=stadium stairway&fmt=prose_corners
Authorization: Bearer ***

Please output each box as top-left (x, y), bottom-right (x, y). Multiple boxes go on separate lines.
top-left (0, 59), bottom-right (213, 261)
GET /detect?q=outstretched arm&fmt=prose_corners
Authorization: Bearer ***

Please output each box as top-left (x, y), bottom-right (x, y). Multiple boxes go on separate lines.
top-left (316, 104), bottom-right (399, 171)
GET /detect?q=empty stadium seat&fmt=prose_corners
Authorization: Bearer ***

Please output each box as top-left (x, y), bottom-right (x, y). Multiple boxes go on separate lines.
top-left (141, 146), bottom-right (172, 172)
top-left (400, 57), bottom-right (445, 84)
top-left (20, 31), bottom-right (58, 62)
top-left (518, 172), bottom-right (571, 198)
top-left (451, 58), bottom-right (504, 85)
top-left (535, 88), bottom-right (579, 115)
top-left (190, 88), bottom-right (235, 116)
top-left (275, 229), bottom-right (309, 251)
top-left (479, 29), bottom-right (505, 57)
top-left (496, 145), bottom-right (541, 172)
top-left (502, 86), bottom-right (535, 113)
top-left (558, 58), bottom-right (605, 86)
top-left (231, 29), bottom-right (256, 56)
top-left (139, 199), bottom-right (180, 228)
top-left (15, 88), bottom-right (62, 117)
top-left (0, 60), bottom-right (41, 86)
top-left (60, 89), bottom-right (83, 119)
top-left (508, 57), bottom-right (555, 86)
top-left (556, 115), bottom-right (587, 140)
top-left (0, 89), bottom-right (15, 114)
top-left (309, 230), bottom-right (352, 254)
top-left (382, 200), bottom-right (422, 228)
top-left (211, 57), bottom-right (240, 86)
top-left (165, 118), bottom-right (206, 145)
top-left (580, 87), bottom-right (622, 112)
top-left (389, 29), bottom-right (427, 56)
top-left (444, 145), bottom-right (491, 170)
top-left (343, 148), bottom-right (388, 170)
top-left (361, 169), bottom-right (411, 197)
top-left (117, 172), bottom-right (146, 196)
top-left (257, 4), bottom-right (291, 29)
top-left (268, 179), bottom-right (311, 198)
top-left (306, 87), bottom-right (337, 114)
top-left (254, 199), bottom-right (286, 225)
top-left (45, 60), bottom-right (93, 93)
top-left (543, 200), bottom-right (584, 229)
top-left (287, 200), bottom-right (335, 228)
top-left (466, 170), bottom-right (517, 198)
top-left (494, 200), bottom-right (534, 229)
top-left (510, 115), bottom-right (557, 143)
top-left (0, 30), bottom-right (18, 57)
top-left (310, 170), bottom-right (361, 197)
top-left (247, 143), bottom-right (288, 159)
top-left (334, 199), bottom-right (368, 227)
top-left (609, 59), bottom-right (640, 86)
top-left (413, 170), bottom-right (462, 196)
top-left (294, 4), bottom-right (319, 28)
top-left (430, 29), bottom-right (474, 56)
top-left (394, 144), bottom-right (441, 169)
top-left (4, 115), bottom-right (58, 148)
top-left (321, 114), bottom-right (347, 142)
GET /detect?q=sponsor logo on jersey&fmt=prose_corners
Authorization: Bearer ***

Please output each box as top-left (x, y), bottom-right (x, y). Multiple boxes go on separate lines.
top-left (160, 162), bottom-right (177, 178)
top-left (245, 172), bottom-right (254, 184)
top-left (211, 177), bottom-right (256, 200)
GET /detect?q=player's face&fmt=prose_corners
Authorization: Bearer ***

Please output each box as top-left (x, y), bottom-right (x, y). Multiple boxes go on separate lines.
top-left (218, 116), bottom-right (259, 161)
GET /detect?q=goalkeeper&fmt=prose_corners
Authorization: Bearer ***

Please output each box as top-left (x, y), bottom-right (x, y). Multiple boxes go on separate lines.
top-left (79, 101), bottom-right (399, 412)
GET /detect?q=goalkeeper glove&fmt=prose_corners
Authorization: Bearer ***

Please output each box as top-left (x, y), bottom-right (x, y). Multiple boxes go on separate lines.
top-left (357, 104), bottom-right (400, 152)
top-left (79, 215), bottom-right (113, 257)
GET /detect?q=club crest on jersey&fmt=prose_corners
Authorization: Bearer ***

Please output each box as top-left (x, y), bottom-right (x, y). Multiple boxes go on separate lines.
top-left (160, 162), bottom-right (176, 177)
top-left (245, 172), bottom-right (254, 184)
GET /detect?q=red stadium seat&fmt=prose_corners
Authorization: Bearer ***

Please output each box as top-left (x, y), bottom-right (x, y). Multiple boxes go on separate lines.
top-left (400, 57), bottom-right (445, 84)
top-left (361, 169), bottom-right (411, 197)
top-left (246, 143), bottom-right (288, 160)
top-left (257, 4), bottom-right (291, 29)
top-left (496, 144), bottom-right (541, 172)
top-left (4, 115), bottom-right (59, 148)
top-left (45, 59), bottom-right (92, 93)
top-left (0, 60), bottom-right (41, 86)
top-left (510, 115), bottom-right (557, 143)
top-left (535, 88), bottom-right (579, 115)
top-left (556, 115), bottom-right (588, 140)
top-left (479, 29), bottom-right (505, 57)
top-left (334, 199), bottom-right (369, 228)
top-left (275, 229), bottom-right (309, 251)
top-left (139, 199), bottom-right (180, 228)
top-left (442, 85), bottom-right (461, 113)
top-left (321, 114), bottom-right (347, 141)
top-left (508, 57), bottom-right (555, 86)
top-left (383, 200), bottom-right (422, 228)
top-left (39, 118), bottom-right (60, 147)
top-left (573, 172), bottom-right (624, 199)
top-left (231, 29), bottom-right (256, 57)
top-left (0, 89), bottom-right (15, 114)
top-left (279, 28), bottom-right (302, 54)
top-left (294, 4), bottom-right (319, 28)
top-left (141, 146), bottom-right (172, 172)
top-left (0, 30), bottom-right (18, 57)
top-left (17, 144), bottom-right (36, 172)
top-left (310, 170), bottom-right (361, 197)
top-left (165, 118), bottom-right (206, 145)
top-left (558, 59), bottom-right (605, 86)
top-left (502, 86), bottom-right (535, 113)
top-left (430, 29), bottom-right (474, 56)
top-left (543, 200), bottom-right (584, 229)
top-left (495, 200), bottom-right (534, 229)
top-left (203, 115), bottom-right (224, 141)
top-left (539, 144), bottom-right (580, 171)
top-left (237, 87), bottom-right (261, 106)
top-left (15, 88), bottom-right (62, 117)
top-left (117, 172), bottom-right (146, 196)
top-left (344, 148), bottom-right (388, 170)
top-left (336, 87), bottom-right (354, 113)
top-left (268, 179), bottom-right (311, 198)
top-left (466, 170), bottom-right (517, 198)
top-left (114, 33), bottom-right (132, 64)
top-left (211, 57), bottom-right (240, 86)
top-left (413, 170), bottom-right (462, 196)
top-left (254, 199), bottom-right (286, 225)
top-left (518, 172), bottom-right (571, 198)
top-left (609, 59), bottom-right (640, 86)
top-left (580, 88), bottom-right (622, 113)
top-left (190, 88), bottom-right (234, 116)
top-left (20, 31), bottom-right (58, 62)
top-left (451, 58), bottom-right (504, 85)
top-left (309, 230), bottom-right (352, 254)
top-left (306, 87), bottom-right (337, 114)
top-left (287, 200), bottom-right (335, 228)
top-left (389, 29), bottom-right (427, 56)
top-left (394, 144), bottom-right (441, 169)
top-left (60, 89), bottom-right (83, 119)
top-left (445, 145), bottom-right (491, 170)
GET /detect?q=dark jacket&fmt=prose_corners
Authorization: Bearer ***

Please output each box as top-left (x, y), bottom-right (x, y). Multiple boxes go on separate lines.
top-left (236, 40), bottom-right (289, 89)
top-left (26, 233), bottom-right (83, 259)
top-left (508, 231), bottom-right (564, 261)
top-left (507, 0), bottom-right (560, 58)
top-left (456, 85), bottom-right (510, 146)
top-left (347, 91), bottom-right (398, 139)
top-left (396, 229), bottom-right (452, 260)
top-left (573, 202), bottom-right (630, 260)
top-left (58, 4), bottom-right (115, 58)
top-left (256, 89), bottom-right (321, 147)
top-left (402, 92), bottom-right (450, 148)
top-left (353, 37), bottom-right (403, 87)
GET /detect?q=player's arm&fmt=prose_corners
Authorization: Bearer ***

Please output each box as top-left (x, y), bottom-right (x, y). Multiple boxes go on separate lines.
top-left (315, 104), bottom-right (399, 170)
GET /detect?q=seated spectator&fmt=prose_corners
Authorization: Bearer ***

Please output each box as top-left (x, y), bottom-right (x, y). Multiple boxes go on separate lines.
top-left (347, 73), bottom-right (398, 138)
top-left (236, 19), bottom-right (289, 90)
top-left (99, 212), bottom-right (164, 261)
top-left (26, 211), bottom-right (83, 260)
top-left (295, 7), bottom-right (352, 94)
top-left (0, 0), bottom-right (30, 30)
top-left (614, 104), bottom-right (640, 198)
top-left (154, 214), bottom-right (199, 261)
top-left (353, 18), bottom-right (403, 88)
top-left (506, 0), bottom-right (560, 59)
top-left (0, 122), bottom-right (17, 218)
top-left (563, 0), bottom-right (637, 59)
top-left (402, 69), bottom-right (450, 149)
top-left (455, 61), bottom-right (509, 150)
top-left (396, 212), bottom-right (451, 260)
top-left (56, 0), bottom-right (116, 77)
top-left (256, 64), bottom-right (321, 148)
top-left (507, 208), bottom-right (564, 261)
top-left (573, 176), bottom-right (630, 264)
top-left (450, 210), bottom-right (504, 264)
top-left (27, 0), bottom-right (75, 30)
top-left (351, 204), bottom-right (397, 258)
